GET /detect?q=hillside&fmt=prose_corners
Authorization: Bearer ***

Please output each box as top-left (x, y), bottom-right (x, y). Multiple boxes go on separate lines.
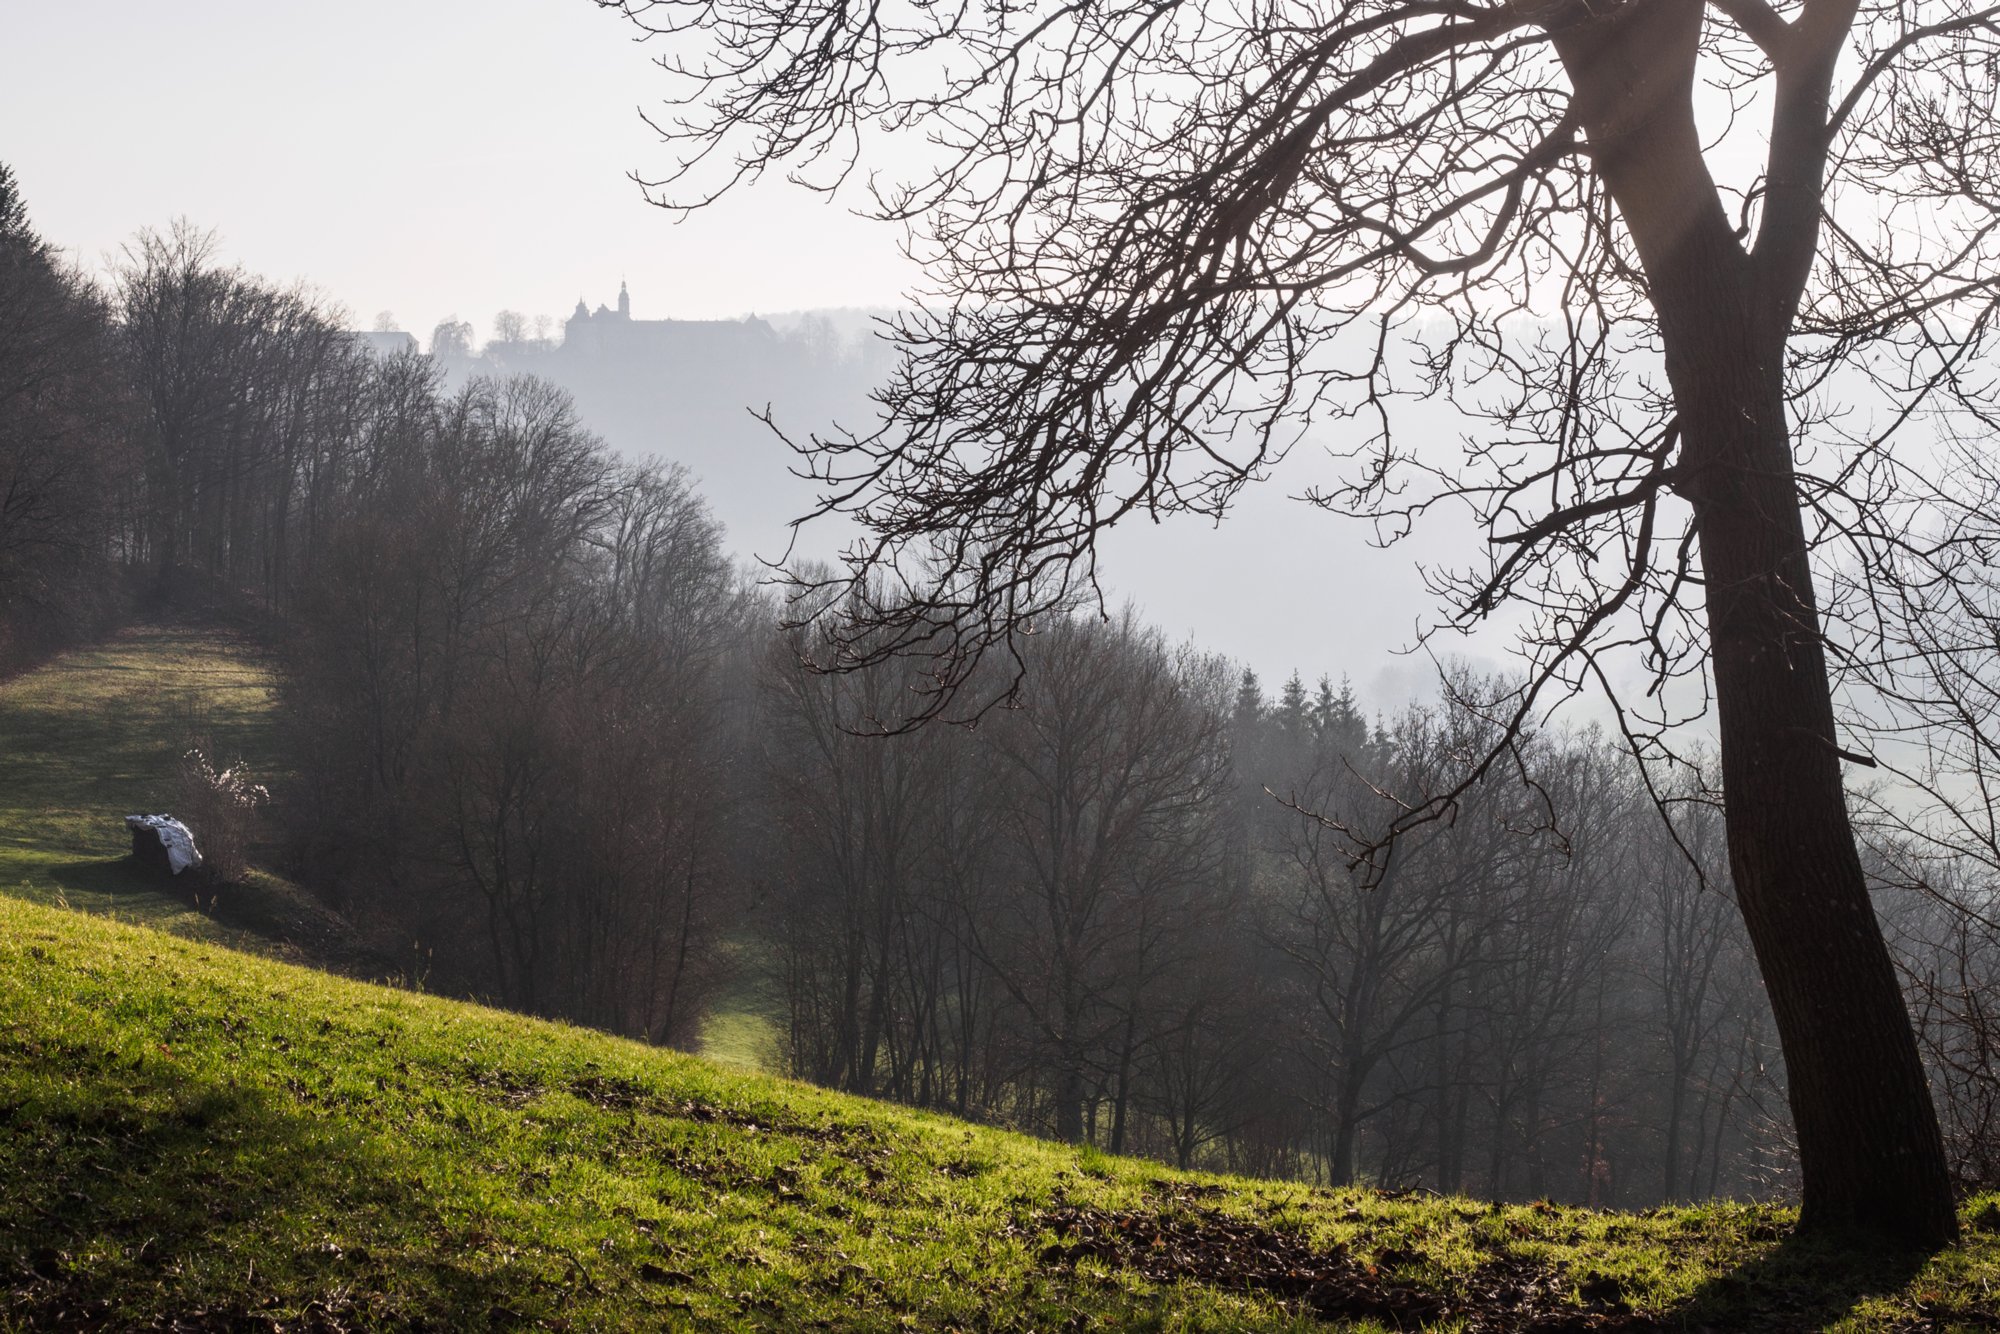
top-left (0, 624), bottom-right (382, 975)
top-left (7, 898), bottom-right (2000, 1332)
top-left (2, 629), bottom-right (1999, 1330)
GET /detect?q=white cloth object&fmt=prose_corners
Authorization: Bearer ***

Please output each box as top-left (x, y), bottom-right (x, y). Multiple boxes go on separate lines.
top-left (125, 814), bottom-right (203, 875)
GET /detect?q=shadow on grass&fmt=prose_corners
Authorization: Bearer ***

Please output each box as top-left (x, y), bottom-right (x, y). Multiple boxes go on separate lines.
top-left (46, 856), bottom-right (166, 902)
top-left (44, 856), bottom-right (396, 979)
top-left (0, 1076), bottom-right (555, 1328)
top-left (1671, 1226), bottom-right (1938, 1330)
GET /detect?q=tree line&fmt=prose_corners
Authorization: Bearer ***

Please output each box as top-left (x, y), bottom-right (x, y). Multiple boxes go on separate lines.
top-left (4, 165), bottom-right (1997, 1211)
top-left (763, 609), bottom-right (1794, 1205)
top-left (0, 178), bottom-right (755, 1040)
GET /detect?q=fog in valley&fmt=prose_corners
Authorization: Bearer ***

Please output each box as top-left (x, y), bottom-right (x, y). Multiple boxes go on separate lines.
top-left (8, 0), bottom-right (2000, 1248)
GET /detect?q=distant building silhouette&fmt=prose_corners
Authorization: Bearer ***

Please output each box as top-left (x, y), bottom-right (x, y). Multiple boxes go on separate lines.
top-left (560, 282), bottom-right (778, 360)
top-left (436, 287), bottom-right (891, 561)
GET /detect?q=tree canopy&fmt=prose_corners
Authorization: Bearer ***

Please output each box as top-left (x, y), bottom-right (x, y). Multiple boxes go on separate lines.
top-left (609, 0), bottom-right (2000, 1244)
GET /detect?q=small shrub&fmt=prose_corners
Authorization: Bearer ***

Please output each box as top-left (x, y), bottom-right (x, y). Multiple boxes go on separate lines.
top-left (174, 744), bottom-right (269, 886)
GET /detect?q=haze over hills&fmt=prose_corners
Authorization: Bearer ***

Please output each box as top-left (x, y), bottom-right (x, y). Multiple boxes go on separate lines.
top-left (399, 288), bottom-right (1459, 707)
top-left (415, 284), bottom-right (891, 571)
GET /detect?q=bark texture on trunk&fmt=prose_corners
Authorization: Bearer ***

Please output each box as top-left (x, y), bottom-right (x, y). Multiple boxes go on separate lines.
top-left (1554, 0), bottom-right (1957, 1246)
top-left (1681, 356), bottom-right (1956, 1244)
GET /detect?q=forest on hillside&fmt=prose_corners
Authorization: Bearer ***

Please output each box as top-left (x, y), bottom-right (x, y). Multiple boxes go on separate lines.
top-left (7, 163), bottom-right (2000, 1215)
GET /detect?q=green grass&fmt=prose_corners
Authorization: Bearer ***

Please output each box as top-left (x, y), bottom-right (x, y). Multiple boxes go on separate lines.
top-left (4, 898), bottom-right (2000, 1331)
top-left (699, 938), bottom-right (785, 1074)
top-left (0, 623), bottom-right (382, 972)
top-left (3, 625), bottom-right (1999, 1330)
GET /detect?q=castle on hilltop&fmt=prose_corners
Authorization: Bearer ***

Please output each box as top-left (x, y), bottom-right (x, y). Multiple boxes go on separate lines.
top-left (561, 281), bottom-right (776, 359)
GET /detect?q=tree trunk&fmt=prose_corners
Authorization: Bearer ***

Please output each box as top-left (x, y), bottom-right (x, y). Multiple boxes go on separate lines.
top-left (1662, 1066), bottom-right (1686, 1204)
top-left (1683, 359), bottom-right (1955, 1243)
top-left (1054, 1056), bottom-right (1086, 1143)
top-left (1109, 1005), bottom-right (1137, 1154)
top-left (1330, 1091), bottom-right (1360, 1189)
top-left (1555, 3), bottom-right (1956, 1246)
top-left (1651, 137), bottom-right (1954, 1246)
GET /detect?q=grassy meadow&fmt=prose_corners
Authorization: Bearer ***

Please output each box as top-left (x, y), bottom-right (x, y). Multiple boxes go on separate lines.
top-left (12, 896), bottom-right (2000, 1331)
top-left (0, 623), bottom-right (371, 970)
top-left (1, 626), bottom-right (1998, 1330)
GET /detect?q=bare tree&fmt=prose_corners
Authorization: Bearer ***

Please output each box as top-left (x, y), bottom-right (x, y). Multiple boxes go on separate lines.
top-left (608, 0), bottom-right (2000, 1242)
top-left (1269, 699), bottom-right (1489, 1186)
top-left (1139, 917), bottom-right (1274, 1169)
top-left (762, 591), bottom-right (964, 1094)
top-left (281, 366), bottom-right (752, 1041)
top-left (116, 221), bottom-right (251, 582)
top-left (116, 221), bottom-right (360, 598)
top-left (492, 310), bottom-right (530, 346)
top-left (972, 612), bottom-right (1230, 1141)
top-left (1890, 881), bottom-right (2000, 1191)
top-left (0, 163), bottom-right (129, 663)
top-left (429, 316), bottom-right (474, 360)
top-left (1851, 446), bottom-right (2000, 1192)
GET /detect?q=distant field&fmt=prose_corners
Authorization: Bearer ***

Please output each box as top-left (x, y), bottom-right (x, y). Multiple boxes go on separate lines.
top-left (0, 623), bottom-right (374, 966)
top-left (699, 937), bottom-right (785, 1075)
top-left (3, 626), bottom-right (1998, 1330)
top-left (0, 621), bottom-right (786, 1068)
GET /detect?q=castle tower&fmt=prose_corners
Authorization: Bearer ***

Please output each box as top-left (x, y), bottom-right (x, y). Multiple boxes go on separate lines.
top-left (617, 280), bottom-right (631, 320)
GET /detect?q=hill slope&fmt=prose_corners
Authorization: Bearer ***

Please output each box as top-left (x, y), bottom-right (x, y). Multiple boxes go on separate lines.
top-left (0, 623), bottom-right (379, 974)
top-left (3, 628), bottom-right (1999, 1330)
top-left (4, 899), bottom-right (1999, 1332)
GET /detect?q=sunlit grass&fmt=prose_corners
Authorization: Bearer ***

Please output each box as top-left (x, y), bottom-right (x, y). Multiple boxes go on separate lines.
top-left (0, 622), bottom-right (373, 970)
top-left (699, 1005), bottom-right (784, 1074)
top-left (4, 897), bottom-right (1999, 1330)
top-left (699, 936), bottom-right (784, 1074)
top-left (2, 625), bottom-right (1998, 1329)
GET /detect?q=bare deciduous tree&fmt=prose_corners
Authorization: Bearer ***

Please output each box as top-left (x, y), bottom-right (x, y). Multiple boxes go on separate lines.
top-left (969, 613), bottom-right (1231, 1142)
top-left (492, 309), bottom-right (530, 346)
top-left (429, 316), bottom-right (474, 360)
top-left (0, 163), bottom-right (129, 664)
top-left (609, 0), bottom-right (2000, 1242)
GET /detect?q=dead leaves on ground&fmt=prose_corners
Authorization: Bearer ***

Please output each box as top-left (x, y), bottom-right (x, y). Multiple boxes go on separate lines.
top-left (1031, 1196), bottom-right (1647, 1331)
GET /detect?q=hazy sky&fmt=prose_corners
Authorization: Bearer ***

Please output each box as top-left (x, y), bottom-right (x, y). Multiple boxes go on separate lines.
top-left (3, 1), bottom-right (1529, 705)
top-left (2, 2), bottom-right (917, 335)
